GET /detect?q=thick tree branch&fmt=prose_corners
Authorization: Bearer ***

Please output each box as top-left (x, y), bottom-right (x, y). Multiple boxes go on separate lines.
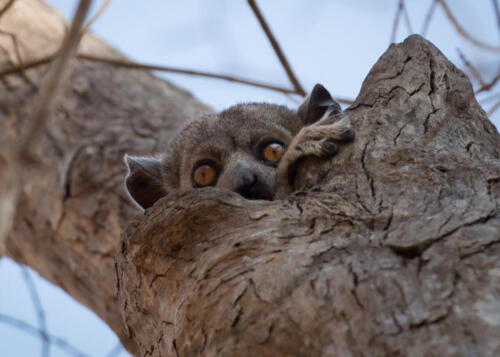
top-left (117, 35), bottom-right (500, 356)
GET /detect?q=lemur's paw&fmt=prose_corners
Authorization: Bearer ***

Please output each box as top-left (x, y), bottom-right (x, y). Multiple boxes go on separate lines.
top-left (293, 114), bottom-right (354, 159)
top-left (319, 139), bottom-right (339, 156)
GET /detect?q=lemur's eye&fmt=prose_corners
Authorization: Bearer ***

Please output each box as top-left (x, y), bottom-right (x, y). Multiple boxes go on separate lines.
top-left (192, 161), bottom-right (219, 187)
top-left (262, 142), bottom-right (285, 163)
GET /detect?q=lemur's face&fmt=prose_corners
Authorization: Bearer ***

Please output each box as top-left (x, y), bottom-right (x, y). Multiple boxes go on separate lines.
top-left (125, 104), bottom-right (304, 209)
top-left (169, 104), bottom-right (304, 200)
top-left (124, 84), bottom-right (347, 209)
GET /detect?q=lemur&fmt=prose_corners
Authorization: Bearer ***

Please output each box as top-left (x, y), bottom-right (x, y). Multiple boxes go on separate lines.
top-left (124, 84), bottom-right (354, 209)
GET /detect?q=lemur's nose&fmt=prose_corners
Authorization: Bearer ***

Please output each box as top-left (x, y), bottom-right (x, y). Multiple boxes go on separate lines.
top-left (234, 161), bottom-right (271, 200)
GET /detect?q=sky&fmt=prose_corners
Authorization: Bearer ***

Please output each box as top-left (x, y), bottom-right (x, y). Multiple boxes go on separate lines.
top-left (1, 1), bottom-right (499, 356)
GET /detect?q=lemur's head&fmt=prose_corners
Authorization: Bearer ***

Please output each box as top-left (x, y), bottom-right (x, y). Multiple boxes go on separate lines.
top-left (124, 84), bottom-right (341, 209)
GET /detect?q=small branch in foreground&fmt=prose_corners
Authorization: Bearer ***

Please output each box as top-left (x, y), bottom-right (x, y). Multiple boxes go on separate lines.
top-left (0, 0), bottom-right (91, 252)
top-left (437, 0), bottom-right (500, 52)
top-left (0, 29), bottom-right (31, 85)
top-left (0, 0), bottom-right (15, 20)
top-left (247, 0), bottom-right (306, 97)
top-left (82, 0), bottom-right (111, 33)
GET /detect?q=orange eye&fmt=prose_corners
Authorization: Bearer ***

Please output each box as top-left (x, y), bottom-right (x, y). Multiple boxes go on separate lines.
top-left (262, 142), bottom-right (284, 163)
top-left (193, 164), bottom-right (217, 187)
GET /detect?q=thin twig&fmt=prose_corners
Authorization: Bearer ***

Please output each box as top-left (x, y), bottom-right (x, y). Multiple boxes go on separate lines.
top-left (0, 54), bottom-right (53, 76)
top-left (437, 0), bottom-right (500, 52)
top-left (247, 0), bottom-right (306, 96)
top-left (476, 71), bottom-right (500, 93)
top-left (16, 0), bottom-right (91, 161)
top-left (488, 98), bottom-right (500, 116)
top-left (457, 48), bottom-right (486, 87)
top-left (79, 53), bottom-right (303, 95)
top-left (421, 0), bottom-right (438, 36)
top-left (492, 0), bottom-right (500, 40)
top-left (401, 0), bottom-right (414, 35)
top-left (106, 342), bottom-right (124, 357)
top-left (0, 0), bottom-right (91, 252)
top-left (0, 0), bottom-right (15, 20)
top-left (0, 52), bottom-right (356, 104)
top-left (0, 29), bottom-right (31, 85)
top-left (479, 91), bottom-right (500, 103)
top-left (0, 53), bottom-right (301, 95)
top-left (391, 0), bottom-right (403, 43)
top-left (0, 313), bottom-right (90, 357)
top-left (21, 266), bottom-right (49, 357)
top-left (82, 0), bottom-right (111, 33)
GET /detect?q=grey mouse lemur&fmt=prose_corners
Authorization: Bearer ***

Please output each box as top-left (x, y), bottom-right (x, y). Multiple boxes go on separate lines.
top-left (124, 84), bottom-right (354, 209)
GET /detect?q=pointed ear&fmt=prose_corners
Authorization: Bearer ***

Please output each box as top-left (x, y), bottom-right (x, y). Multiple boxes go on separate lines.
top-left (124, 155), bottom-right (167, 210)
top-left (297, 84), bottom-right (342, 125)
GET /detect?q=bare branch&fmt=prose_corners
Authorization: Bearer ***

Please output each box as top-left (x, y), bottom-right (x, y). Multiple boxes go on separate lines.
top-left (0, 52), bottom-right (301, 95)
top-left (0, 29), bottom-right (31, 85)
top-left (488, 98), bottom-right (500, 116)
top-left (421, 0), bottom-right (438, 36)
top-left (0, 0), bottom-right (91, 252)
top-left (437, 0), bottom-right (500, 52)
top-left (457, 48), bottom-right (486, 87)
top-left (479, 91), bottom-right (500, 103)
top-left (79, 53), bottom-right (303, 95)
top-left (476, 70), bottom-right (500, 93)
top-left (21, 266), bottom-right (49, 357)
top-left (492, 0), bottom-right (500, 39)
top-left (15, 0), bottom-right (91, 162)
top-left (247, 0), bottom-right (306, 97)
top-left (0, 313), bottom-right (90, 357)
top-left (401, 0), bottom-right (414, 35)
top-left (82, 0), bottom-right (111, 33)
top-left (106, 342), bottom-right (124, 357)
top-left (0, 0), bottom-right (15, 20)
top-left (0, 55), bottom-right (53, 76)
top-left (391, 0), bottom-right (403, 43)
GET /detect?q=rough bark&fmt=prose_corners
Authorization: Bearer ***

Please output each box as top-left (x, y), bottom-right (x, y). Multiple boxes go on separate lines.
top-left (117, 35), bottom-right (500, 357)
top-left (0, 1), bottom-right (211, 354)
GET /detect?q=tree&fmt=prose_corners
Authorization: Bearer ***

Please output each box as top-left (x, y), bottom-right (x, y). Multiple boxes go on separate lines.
top-left (2, 1), bottom-right (499, 356)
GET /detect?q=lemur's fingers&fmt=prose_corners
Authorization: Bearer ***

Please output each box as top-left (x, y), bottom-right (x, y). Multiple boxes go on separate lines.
top-left (319, 139), bottom-right (339, 156)
top-left (319, 115), bottom-right (355, 141)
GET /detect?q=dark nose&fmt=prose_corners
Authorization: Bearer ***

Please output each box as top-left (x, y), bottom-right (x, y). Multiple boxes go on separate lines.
top-left (235, 167), bottom-right (258, 199)
top-left (234, 162), bottom-right (272, 200)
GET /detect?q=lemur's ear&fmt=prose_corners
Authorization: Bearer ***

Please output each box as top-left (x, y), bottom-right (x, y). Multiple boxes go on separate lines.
top-left (124, 155), bottom-right (167, 210)
top-left (297, 84), bottom-right (342, 125)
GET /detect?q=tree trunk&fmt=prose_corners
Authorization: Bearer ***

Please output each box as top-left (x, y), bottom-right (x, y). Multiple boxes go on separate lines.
top-left (2, 2), bottom-right (500, 357)
top-left (0, 1), bottom-right (210, 354)
top-left (116, 37), bottom-right (500, 356)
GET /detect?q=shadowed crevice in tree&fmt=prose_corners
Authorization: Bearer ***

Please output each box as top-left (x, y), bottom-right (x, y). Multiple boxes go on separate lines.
top-left (117, 35), bottom-right (500, 356)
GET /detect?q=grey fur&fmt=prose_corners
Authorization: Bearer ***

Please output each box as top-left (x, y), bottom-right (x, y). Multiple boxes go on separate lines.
top-left (124, 84), bottom-right (354, 209)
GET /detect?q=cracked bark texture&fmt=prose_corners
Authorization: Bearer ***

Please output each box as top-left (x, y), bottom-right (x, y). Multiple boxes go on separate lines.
top-left (0, 1), bottom-right (210, 354)
top-left (117, 35), bottom-right (500, 357)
